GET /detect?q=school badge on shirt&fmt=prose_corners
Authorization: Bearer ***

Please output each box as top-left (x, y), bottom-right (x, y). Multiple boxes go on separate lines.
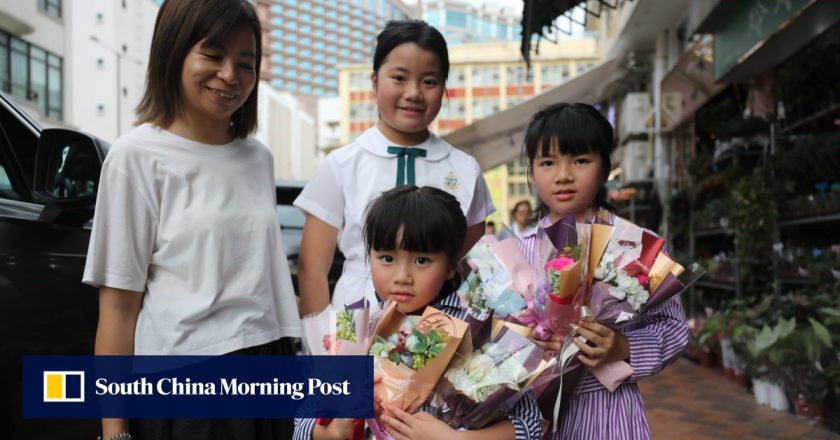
top-left (444, 171), bottom-right (460, 191)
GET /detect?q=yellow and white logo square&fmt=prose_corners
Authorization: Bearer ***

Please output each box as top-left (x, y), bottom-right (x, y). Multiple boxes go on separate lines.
top-left (43, 371), bottom-right (85, 402)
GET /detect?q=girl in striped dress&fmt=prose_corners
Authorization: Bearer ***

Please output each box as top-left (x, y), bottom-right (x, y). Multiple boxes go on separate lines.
top-left (294, 185), bottom-right (543, 440)
top-left (518, 103), bottom-right (690, 439)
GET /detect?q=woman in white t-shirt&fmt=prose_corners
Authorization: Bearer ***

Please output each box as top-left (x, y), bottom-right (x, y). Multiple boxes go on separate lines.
top-left (294, 20), bottom-right (495, 317)
top-left (83, 1), bottom-right (299, 439)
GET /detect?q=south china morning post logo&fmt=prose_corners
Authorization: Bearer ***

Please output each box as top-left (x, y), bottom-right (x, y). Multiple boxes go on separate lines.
top-left (24, 355), bottom-right (373, 419)
top-left (43, 371), bottom-right (85, 403)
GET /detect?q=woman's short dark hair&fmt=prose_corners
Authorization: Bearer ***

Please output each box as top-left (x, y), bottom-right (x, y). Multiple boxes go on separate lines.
top-left (364, 186), bottom-right (466, 301)
top-left (523, 102), bottom-right (616, 213)
top-left (135, 0), bottom-right (261, 138)
top-left (373, 20), bottom-right (449, 82)
top-left (511, 199), bottom-right (532, 217)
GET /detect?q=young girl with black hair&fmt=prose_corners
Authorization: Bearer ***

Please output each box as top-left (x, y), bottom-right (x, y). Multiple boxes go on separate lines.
top-left (294, 20), bottom-right (495, 319)
top-left (518, 103), bottom-right (690, 439)
top-left (294, 186), bottom-right (543, 440)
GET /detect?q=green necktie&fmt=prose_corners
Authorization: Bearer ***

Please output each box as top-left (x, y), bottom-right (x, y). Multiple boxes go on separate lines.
top-left (387, 146), bottom-right (427, 186)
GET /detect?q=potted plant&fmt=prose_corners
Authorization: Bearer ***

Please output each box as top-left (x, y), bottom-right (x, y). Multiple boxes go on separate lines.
top-left (755, 316), bottom-right (833, 423)
top-left (695, 312), bottom-right (728, 367)
top-left (748, 317), bottom-right (795, 411)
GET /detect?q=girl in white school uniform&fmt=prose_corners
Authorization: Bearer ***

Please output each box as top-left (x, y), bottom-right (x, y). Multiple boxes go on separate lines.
top-left (294, 20), bottom-right (495, 316)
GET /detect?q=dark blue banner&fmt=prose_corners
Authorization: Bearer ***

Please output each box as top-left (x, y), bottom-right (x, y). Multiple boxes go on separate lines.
top-left (23, 356), bottom-right (373, 419)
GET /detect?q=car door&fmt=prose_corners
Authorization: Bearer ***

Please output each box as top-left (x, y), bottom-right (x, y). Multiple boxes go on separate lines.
top-left (0, 93), bottom-right (99, 438)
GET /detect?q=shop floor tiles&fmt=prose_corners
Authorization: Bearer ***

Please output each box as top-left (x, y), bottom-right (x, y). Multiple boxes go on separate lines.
top-left (640, 357), bottom-right (840, 439)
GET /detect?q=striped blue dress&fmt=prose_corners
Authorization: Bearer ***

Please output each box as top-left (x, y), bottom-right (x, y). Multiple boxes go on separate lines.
top-left (517, 214), bottom-right (690, 439)
top-left (293, 291), bottom-right (545, 439)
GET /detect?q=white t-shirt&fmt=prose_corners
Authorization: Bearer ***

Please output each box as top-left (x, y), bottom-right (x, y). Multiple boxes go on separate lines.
top-left (83, 124), bottom-right (301, 355)
top-left (294, 126), bottom-right (495, 311)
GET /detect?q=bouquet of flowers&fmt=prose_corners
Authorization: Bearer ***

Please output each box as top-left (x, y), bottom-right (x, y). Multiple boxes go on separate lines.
top-left (588, 214), bottom-right (706, 327)
top-left (368, 302), bottom-right (469, 414)
top-left (515, 215), bottom-right (591, 342)
top-left (457, 234), bottom-right (534, 320)
top-left (536, 212), bottom-right (705, 432)
top-left (301, 299), bottom-right (372, 355)
top-left (428, 316), bottom-right (558, 429)
top-left (301, 299), bottom-right (373, 440)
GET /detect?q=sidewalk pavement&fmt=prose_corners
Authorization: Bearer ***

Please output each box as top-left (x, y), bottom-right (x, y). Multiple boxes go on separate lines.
top-left (640, 357), bottom-right (840, 439)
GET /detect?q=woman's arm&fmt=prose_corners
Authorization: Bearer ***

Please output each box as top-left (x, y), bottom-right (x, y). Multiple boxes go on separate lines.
top-left (95, 286), bottom-right (143, 439)
top-left (298, 214), bottom-right (340, 316)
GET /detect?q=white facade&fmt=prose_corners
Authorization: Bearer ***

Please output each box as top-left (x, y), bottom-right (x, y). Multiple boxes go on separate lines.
top-left (70, 0), bottom-right (158, 142)
top-left (0, 0), bottom-right (72, 126)
top-left (255, 82), bottom-right (317, 181)
top-left (317, 96), bottom-right (340, 153)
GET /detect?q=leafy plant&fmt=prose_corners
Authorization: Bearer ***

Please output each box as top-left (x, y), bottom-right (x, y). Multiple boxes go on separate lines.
top-left (726, 170), bottom-right (777, 295)
top-left (749, 317), bottom-right (834, 402)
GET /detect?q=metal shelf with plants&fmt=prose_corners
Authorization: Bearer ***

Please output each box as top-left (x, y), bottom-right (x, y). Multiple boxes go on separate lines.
top-left (666, 24), bottom-right (840, 430)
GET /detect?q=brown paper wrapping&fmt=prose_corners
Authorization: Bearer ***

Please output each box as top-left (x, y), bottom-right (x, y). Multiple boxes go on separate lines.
top-left (371, 302), bottom-right (470, 415)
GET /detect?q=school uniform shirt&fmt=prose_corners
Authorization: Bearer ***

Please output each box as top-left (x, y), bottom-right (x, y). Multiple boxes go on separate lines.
top-left (294, 126), bottom-right (495, 312)
top-left (83, 124), bottom-right (302, 355)
top-left (292, 290), bottom-right (545, 440)
top-left (517, 214), bottom-right (690, 440)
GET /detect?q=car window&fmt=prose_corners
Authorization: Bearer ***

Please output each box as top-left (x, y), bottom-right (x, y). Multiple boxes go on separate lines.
top-left (276, 205), bottom-right (305, 229)
top-left (0, 156), bottom-right (22, 201)
top-left (0, 99), bottom-right (37, 190)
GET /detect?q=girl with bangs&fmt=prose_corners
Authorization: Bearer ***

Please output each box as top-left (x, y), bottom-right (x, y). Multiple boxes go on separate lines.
top-left (518, 103), bottom-right (690, 439)
top-left (294, 185), bottom-right (543, 440)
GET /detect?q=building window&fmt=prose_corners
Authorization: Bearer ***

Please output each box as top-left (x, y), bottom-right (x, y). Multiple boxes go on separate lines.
top-left (1, 32), bottom-right (63, 120)
top-left (472, 98), bottom-right (499, 119)
top-left (441, 99), bottom-right (465, 119)
top-left (96, 58), bottom-right (105, 69)
top-left (506, 65), bottom-right (528, 85)
top-left (97, 104), bottom-right (105, 116)
top-left (447, 68), bottom-right (466, 88)
top-left (471, 66), bottom-right (499, 87)
top-left (540, 63), bottom-right (564, 86)
top-left (38, 0), bottom-right (62, 18)
top-left (95, 12), bottom-right (104, 24)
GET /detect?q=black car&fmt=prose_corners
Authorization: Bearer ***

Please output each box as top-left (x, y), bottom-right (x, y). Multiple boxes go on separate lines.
top-left (276, 180), bottom-right (344, 297)
top-left (0, 90), bottom-right (340, 439)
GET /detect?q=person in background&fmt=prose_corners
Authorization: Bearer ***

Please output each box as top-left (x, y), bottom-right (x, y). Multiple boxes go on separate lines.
top-left (511, 200), bottom-right (535, 238)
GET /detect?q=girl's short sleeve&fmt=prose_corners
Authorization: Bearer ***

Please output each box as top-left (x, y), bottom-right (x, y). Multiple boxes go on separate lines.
top-left (465, 159), bottom-right (495, 226)
top-left (293, 157), bottom-right (345, 230)
top-left (82, 160), bottom-right (158, 292)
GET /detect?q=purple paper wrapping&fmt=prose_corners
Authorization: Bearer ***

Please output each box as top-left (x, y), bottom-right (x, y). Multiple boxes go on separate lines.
top-left (430, 326), bottom-right (555, 430)
top-left (588, 281), bottom-right (636, 324)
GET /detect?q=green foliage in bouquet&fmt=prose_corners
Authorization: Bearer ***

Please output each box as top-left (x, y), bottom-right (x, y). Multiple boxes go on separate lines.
top-left (336, 309), bottom-right (357, 343)
top-left (370, 327), bottom-right (448, 370)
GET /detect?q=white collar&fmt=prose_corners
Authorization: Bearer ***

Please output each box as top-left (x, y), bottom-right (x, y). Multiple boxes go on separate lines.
top-left (358, 126), bottom-right (452, 161)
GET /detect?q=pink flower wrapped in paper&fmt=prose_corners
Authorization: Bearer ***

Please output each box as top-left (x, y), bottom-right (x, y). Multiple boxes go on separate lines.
top-left (428, 315), bottom-right (559, 430)
top-left (457, 235), bottom-right (534, 319)
top-left (301, 298), bottom-right (372, 356)
top-left (516, 215), bottom-right (591, 342)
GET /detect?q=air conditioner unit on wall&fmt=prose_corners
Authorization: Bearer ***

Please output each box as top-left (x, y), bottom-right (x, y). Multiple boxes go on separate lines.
top-left (619, 92), bottom-right (653, 142)
top-left (619, 140), bottom-right (653, 183)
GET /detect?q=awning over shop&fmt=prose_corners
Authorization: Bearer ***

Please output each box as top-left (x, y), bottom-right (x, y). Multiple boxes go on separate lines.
top-left (444, 55), bottom-right (624, 170)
